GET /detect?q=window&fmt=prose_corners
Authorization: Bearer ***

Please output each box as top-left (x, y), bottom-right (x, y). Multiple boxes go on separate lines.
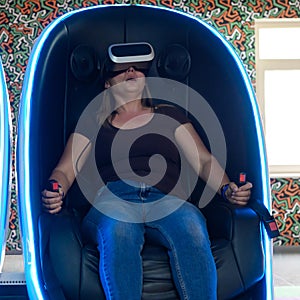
top-left (255, 19), bottom-right (300, 177)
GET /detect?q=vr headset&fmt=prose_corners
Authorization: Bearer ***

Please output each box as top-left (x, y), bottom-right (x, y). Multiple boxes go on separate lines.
top-left (103, 42), bottom-right (155, 79)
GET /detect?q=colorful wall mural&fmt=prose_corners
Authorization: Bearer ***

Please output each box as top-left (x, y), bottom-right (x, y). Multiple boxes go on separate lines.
top-left (271, 178), bottom-right (300, 246)
top-left (1, 0), bottom-right (299, 252)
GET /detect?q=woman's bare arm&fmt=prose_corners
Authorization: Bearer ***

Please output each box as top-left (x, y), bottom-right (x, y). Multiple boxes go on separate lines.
top-left (41, 133), bottom-right (92, 214)
top-left (175, 123), bottom-right (252, 206)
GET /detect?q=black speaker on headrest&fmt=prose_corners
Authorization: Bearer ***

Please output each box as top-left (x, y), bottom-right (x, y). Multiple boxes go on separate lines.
top-left (157, 44), bottom-right (191, 81)
top-left (70, 44), bottom-right (100, 82)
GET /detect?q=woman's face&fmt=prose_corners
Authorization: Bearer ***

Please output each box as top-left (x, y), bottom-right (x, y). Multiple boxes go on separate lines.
top-left (105, 66), bottom-right (146, 100)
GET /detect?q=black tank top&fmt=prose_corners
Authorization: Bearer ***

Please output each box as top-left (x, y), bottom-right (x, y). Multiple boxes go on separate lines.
top-left (78, 105), bottom-right (190, 198)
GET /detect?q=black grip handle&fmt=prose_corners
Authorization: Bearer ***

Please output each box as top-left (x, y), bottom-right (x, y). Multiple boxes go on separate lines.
top-left (238, 172), bottom-right (247, 187)
top-left (45, 179), bottom-right (60, 192)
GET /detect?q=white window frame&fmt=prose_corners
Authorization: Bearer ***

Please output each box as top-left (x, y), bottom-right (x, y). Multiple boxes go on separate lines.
top-left (255, 19), bottom-right (300, 178)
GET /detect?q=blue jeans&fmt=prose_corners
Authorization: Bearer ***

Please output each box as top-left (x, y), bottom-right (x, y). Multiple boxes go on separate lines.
top-left (82, 180), bottom-right (217, 300)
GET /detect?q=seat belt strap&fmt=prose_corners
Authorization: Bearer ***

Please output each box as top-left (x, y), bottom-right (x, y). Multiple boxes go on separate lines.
top-left (248, 199), bottom-right (280, 239)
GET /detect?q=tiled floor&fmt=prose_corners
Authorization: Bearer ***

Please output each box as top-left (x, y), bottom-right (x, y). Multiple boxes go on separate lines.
top-left (2, 254), bottom-right (24, 273)
top-left (273, 246), bottom-right (300, 300)
top-left (2, 246), bottom-right (300, 299)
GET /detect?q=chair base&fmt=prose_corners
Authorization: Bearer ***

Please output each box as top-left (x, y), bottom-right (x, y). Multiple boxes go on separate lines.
top-left (0, 272), bottom-right (28, 300)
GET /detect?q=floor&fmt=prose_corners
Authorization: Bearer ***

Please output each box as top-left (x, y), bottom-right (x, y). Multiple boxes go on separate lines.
top-left (1, 246), bottom-right (300, 299)
top-left (273, 247), bottom-right (300, 300)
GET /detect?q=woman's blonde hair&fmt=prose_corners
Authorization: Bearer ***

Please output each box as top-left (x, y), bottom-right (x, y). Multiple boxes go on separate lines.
top-left (96, 84), bottom-right (153, 126)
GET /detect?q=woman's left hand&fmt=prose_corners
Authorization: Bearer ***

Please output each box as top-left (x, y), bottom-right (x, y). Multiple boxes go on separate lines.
top-left (225, 182), bottom-right (253, 206)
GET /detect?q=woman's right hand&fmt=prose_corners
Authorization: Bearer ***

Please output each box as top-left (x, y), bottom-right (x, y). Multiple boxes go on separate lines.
top-left (41, 189), bottom-right (64, 214)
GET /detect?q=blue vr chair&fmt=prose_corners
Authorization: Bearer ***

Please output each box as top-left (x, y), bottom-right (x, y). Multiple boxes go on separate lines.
top-left (0, 58), bottom-right (11, 272)
top-left (17, 5), bottom-right (273, 300)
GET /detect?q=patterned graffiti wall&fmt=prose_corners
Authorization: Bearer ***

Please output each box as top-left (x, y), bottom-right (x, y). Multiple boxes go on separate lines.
top-left (1, 0), bottom-right (299, 252)
top-left (271, 178), bottom-right (300, 246)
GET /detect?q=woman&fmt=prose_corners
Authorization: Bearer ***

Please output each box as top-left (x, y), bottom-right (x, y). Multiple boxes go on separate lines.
top-left (42, 61), bottom-right (252, 299)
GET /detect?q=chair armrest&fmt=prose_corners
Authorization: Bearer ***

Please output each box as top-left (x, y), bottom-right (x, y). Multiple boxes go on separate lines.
top-left (201, 198), bottom-right (261, 241)
top-left (202, 198), bottom-right (265, 292)
top-left (39, 210), bottom-right (83, 300)
top-left (39, 209), bottom-right (105, 300)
